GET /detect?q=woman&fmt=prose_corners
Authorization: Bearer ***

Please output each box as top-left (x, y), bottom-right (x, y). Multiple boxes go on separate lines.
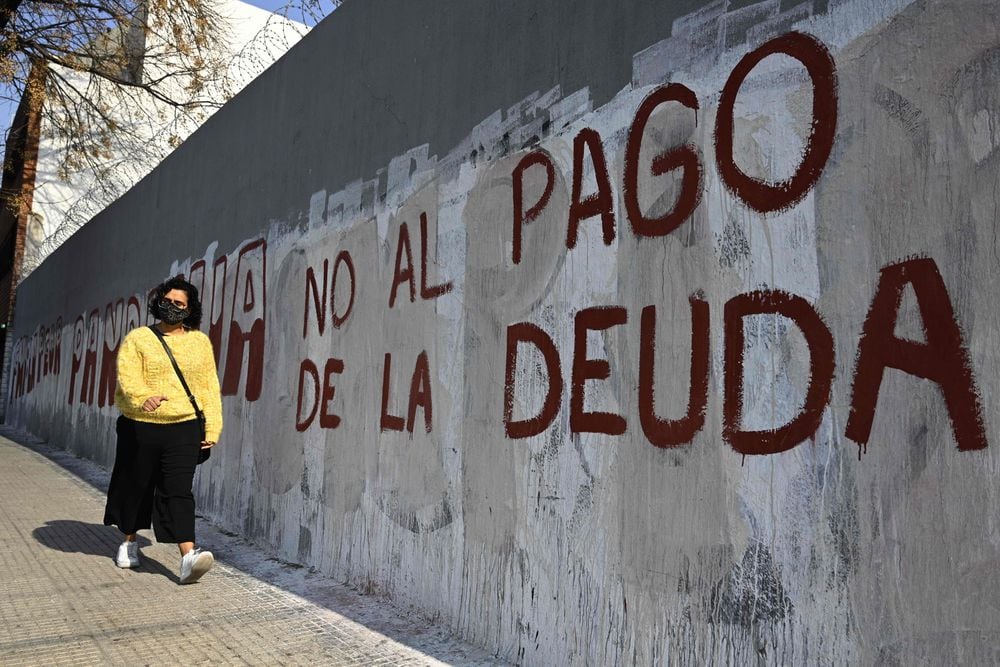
top-left (103, 276), bottom-right (223, 584)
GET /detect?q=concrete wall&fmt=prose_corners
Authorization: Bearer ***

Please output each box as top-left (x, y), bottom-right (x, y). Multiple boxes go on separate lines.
top-left (7, 0), bottom-right (1000, 662)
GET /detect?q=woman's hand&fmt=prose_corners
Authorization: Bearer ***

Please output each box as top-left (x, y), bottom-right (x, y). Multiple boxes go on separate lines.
top-left (200, 441), bottom-right (216, 449)
top-left (142, 396), bottom-right (169, 412)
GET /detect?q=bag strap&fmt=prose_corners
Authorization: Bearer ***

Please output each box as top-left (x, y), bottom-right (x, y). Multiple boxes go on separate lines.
top-left (147, 325), bottom-right (205, 421)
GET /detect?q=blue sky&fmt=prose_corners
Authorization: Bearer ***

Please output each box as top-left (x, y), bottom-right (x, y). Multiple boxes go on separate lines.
top-left (243, 0), bottom-right (292, 12)
top-left (242, 0), bottom-right (330, 26)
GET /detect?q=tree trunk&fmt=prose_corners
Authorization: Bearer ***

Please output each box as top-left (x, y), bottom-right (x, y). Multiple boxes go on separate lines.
top-left (0, 60), bottom-right (45, 421)
top-left (0, 0), bottom-right (24, 36)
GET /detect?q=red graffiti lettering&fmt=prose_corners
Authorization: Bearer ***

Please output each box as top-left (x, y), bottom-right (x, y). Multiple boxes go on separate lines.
top-left (53, 317), bottom-right (62, 375)
top-left (380, 352), bottom-right (406, 432)
top-left (715, 31), bottom-right (837, 213)
top-left (639, 297), bottom-right (709, 448)
top-left (568, 128), bottom-right (616, 250)
top-left (295, 358), bottom-right (319, 432)
top-left (504, 322), bottom-right (563, 439)
top-left (10, 339), bottom-right (23, 399)
top-left (331, 250), bottom-right (355, 328)
top-left (380, 352), bottom-right (434, 433)
top-left (98, 299), bottom-right (125, 408)
top-left (304, 251), bottom-right (356, 336)
top-left (40, 329), bottom-right (49, 379)
top-left (320, 357), bottom-right (344, 429)
top-left (304, 258), bottom-right (328, 338)
top-left (222, 239), bottom-right (265, 401)
top-left (8, 318), bottom-right (62, 399)
top-left (419, 212), bottom-right (453, 300)
top-left (125, 297), bottom-right (141, 334)
top-left (624, 83), bottom-right (702, 238)
top-left (189, 259), bottom-right (206, 297)
top-left (512, 151), bottom-right (555, 265)
top-left (79, 309), bottom-right (100, 406)
top-left (208, 255), bottom-right (227, 366)
top-left (406, 351), bottom-right (432, 433)
top-left (571, 306), bottom-right (627, 435)
top-left (846, 258), bottom-right (987, 452)
top-left (26, 333), bottom-right (36, 395)
top-left (389, 222), bottom-right (416, 308)
top-left (67, 316), bottom-right (84, 404)
top-left (724, 290), bottom-right (834, 455)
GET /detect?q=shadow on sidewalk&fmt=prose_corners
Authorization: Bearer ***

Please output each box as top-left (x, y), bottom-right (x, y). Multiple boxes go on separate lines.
top-left (3, 427), bottom-right (504, 665)
top-left (32, 520), bottom-right (179, 582)
top-left (33, 519), bottom-right (151, 557)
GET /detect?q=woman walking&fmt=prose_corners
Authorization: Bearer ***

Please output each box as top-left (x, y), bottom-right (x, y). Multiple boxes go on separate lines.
top-left (104, 276), bottom-right (223, 584)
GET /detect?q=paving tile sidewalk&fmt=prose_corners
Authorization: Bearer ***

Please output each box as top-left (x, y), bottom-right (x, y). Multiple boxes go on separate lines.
top-left (0, 428), bottom-right (503, 666)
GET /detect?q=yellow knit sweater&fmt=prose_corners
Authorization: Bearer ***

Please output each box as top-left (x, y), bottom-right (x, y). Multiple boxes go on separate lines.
top-left (114, 326), bottom-right (224, 442)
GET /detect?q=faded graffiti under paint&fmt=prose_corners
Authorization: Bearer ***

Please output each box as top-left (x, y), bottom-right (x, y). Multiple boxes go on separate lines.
top-left (9, 237), bottom-right (266, 409)
top-left (7, 33), bottom-right (987, 458)
top-left (8, 0), bottom-right (1000, 661)
top-left (301, 32), bottom-right (982, 457)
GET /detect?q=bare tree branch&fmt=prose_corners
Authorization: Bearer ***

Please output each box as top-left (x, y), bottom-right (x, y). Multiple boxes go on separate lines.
top-left (9, 0), bottom-right (337, 277)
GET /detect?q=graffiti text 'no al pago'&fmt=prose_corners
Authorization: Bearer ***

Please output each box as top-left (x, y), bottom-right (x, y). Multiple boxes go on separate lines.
top-left (10, 32), bottom-right (987, 458)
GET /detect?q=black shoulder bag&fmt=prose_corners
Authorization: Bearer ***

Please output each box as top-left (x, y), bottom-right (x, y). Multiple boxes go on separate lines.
top-left (148, 325), bottom-right (211, 464)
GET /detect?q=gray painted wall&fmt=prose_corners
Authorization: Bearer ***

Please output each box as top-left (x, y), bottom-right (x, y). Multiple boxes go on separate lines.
top-left (7, 0), bottom-right (1000, 663)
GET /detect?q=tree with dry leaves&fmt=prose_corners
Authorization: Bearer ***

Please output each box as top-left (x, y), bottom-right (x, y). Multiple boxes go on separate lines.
top-left (0, 0), bottom-right (237, 296)
top-left (8, 0), bottom-right (340, 276)
top-left (0, 0), bottom-right (334, 401)
top-left (2, 0), bottom-right (229, 194)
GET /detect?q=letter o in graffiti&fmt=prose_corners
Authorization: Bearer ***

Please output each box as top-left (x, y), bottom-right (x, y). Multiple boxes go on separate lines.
top-left (714, 31), bottom-right (838, 213)
top-left (331, 249), bottom-right (355, 328)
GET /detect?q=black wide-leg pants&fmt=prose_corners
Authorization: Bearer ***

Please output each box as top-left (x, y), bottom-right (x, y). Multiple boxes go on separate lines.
top-left (104, 415), bottom-right (202, 543)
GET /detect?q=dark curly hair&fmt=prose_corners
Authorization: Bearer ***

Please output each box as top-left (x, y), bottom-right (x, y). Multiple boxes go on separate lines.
top-left (148, 275), bottom-right (203, 329)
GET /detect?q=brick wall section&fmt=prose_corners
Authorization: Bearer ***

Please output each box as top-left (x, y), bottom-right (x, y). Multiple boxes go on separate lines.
top-left (0, 63), bottom-right (46, 420)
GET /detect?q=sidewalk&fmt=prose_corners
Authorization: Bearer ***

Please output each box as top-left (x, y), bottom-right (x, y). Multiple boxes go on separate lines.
top-left (0, 428), bottom-right (502, 666)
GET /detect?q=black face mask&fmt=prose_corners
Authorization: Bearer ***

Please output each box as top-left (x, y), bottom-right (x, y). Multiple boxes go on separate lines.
top-left (157, 300), bottom-right (189, 325)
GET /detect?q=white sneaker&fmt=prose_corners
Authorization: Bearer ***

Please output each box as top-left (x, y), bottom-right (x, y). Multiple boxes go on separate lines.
top-left (179, 548), bottom-right (214, 584)
top-left (115, 541), bottom-right (139, 568)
